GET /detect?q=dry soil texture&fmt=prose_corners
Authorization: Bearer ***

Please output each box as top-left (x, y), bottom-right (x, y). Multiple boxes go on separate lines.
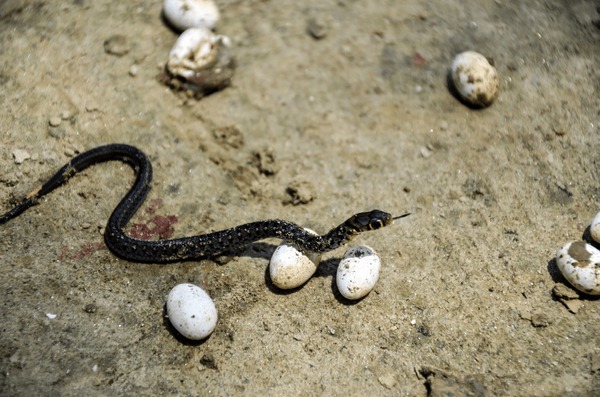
top-left (1, 0), bottom-right (599, 396)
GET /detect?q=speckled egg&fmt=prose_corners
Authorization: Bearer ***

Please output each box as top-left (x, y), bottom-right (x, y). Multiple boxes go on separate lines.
top-left (336, 246), bottom-right (381, 300)
top-left (163, 0), bottom-right (220, 31)
top-left (166, 283), bottom-right (218, 340)
top-left (450, 51), bottom-right (499, 107)
top-left (556, 241), bottom-right (600, 295)
top-left (270, 236), bottom-right (320, 289)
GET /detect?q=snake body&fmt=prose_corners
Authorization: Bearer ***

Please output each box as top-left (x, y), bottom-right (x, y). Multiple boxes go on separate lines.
top-left (0, 144), bottom-right (405, 263)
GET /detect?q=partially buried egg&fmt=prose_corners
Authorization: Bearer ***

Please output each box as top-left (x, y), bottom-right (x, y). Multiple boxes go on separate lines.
top-left (166, 283), bottom-right (218, 340)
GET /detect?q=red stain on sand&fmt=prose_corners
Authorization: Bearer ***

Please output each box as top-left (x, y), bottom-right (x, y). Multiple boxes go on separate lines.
top-left (130, 197), bottom-right (178, 240)
top-left (56, 198), bottom-right (178, 260)
top-left (412, 52), bottom-right (427, 67)
top-left (58, 242), bottom-right (105, 262)
top-left (130, 214), bottom-right (178, 240)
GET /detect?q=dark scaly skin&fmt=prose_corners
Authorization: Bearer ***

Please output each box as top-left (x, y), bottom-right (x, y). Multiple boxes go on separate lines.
top-left (0, 144), bottom-right (406, 263)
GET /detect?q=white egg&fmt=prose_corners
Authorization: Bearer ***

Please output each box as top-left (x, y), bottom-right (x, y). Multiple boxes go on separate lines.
top-left (163, 0), bottom-right (220, 31)
top-left (590, 212), bottom-right (600, 244)
top-left (166, 283), bottom-right (218, 340)
top-left (336, 246), bottom-right (381, 300)
top-left (556, 241), bottom-right (600, 295)
top-left (269, 232), bottom-right (320, 289)
top-left (450, 51), bottom-right (499, 107)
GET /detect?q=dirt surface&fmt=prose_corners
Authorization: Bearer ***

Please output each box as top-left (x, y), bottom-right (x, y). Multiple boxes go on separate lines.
top-left (1, 0), bottom-right (600, 395)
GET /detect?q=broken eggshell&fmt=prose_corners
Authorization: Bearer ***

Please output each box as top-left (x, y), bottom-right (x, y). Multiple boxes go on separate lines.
top-left (163, 0), bottom-right (220, 31)
top-left (163, 27), bottom-right (235, 98)
top-left (556, 241), bottom-right (600, 295)
top-left (269, 229), bottom-right (321, 289)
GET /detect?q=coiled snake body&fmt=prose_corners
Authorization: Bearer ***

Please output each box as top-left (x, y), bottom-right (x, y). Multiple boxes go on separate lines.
top-left (0, 144), bottom-right (407, 263)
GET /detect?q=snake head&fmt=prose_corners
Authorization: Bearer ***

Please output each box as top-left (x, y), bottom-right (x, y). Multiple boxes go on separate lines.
top-left (346, 210), bottom-right (393, 233)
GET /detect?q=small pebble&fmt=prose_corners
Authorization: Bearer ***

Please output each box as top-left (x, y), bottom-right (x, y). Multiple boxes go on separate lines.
top-left (166, 283), bottom-right (218, 340)
top-left (103, 35), bottom-right (130, 56)
top-left (49, 116), bottom-right (62, 127)
top-left (269, 231), bottom-right (320, 289)
top-left (129, 64), bottom-right (139, 77)
top-left (336, 246), bottom-right (381, 300)
top-left (556, 241), bottom-right (600, 295)
top-left (12, 149), bottom-right (31, 164)
top-left (306, 16), bottom-right (328, 39)
top-left (590, 211), bottom-right (600, 244)
top-left (450, 51), bottom-right (499, 107)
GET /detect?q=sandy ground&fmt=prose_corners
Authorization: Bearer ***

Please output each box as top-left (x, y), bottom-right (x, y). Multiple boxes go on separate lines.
top-left (1, 0), bottom-right (600, 395)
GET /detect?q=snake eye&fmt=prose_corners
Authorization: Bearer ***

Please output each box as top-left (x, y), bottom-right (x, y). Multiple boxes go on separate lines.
top-left (370, 219), bottom-right (384, 230)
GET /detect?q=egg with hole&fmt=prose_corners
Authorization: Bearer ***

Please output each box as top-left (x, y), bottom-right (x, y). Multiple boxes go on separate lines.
top-left (166, 27), bottom-right (228, 79)
top-left (590, 211), bottom-right (600, 244)
top-left (556, 241), bottom-right (600, 295)
top-left (269, 229), bottom-right (320, 289)
top-left (450, 51), bottom-right (499, 107)
top-left (163, 27), bottom-right (235, 98)
top-left (336, 245), bottom-right (381, 300)
top-left (166, 283), bottom-right (218, 340)
top-left (163, 0), bottom-right (220, 31)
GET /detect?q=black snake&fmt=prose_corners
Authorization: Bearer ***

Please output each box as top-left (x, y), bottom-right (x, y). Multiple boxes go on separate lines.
top-left (0, 144), bottom-right (408, 263)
